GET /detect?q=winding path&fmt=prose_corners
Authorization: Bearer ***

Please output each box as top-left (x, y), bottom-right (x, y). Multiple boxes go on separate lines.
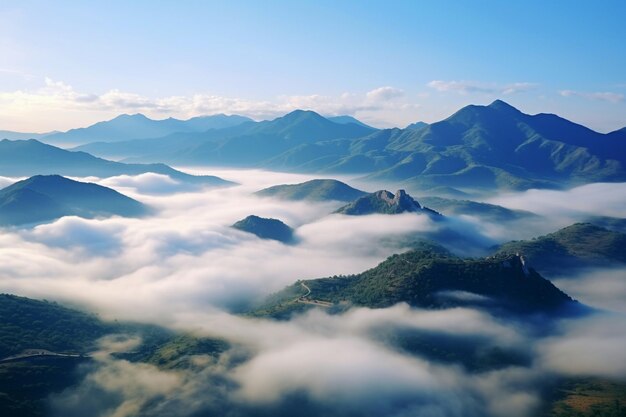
top-left (0, 349), bottom-right (87, 364)
top-left (295, 282), bottom-right (333, 307)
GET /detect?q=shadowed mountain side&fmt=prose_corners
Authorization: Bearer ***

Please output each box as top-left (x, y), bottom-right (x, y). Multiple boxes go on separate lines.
top-left (493, 223), bottom-right (626, 275)
top-left (255, 179), bottom-right (367, 202)
top-left (0, 175), bottom-right (147, 226)
top-left (0, 139), bottom-right (234, 187)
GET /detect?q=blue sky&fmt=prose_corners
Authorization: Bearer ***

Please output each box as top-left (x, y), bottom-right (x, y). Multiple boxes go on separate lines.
top-left (1, 0), bottom-right (625, 132)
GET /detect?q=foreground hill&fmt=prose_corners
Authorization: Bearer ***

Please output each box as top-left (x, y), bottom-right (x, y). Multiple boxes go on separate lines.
top-left (255, 248), bottom-right (576, 318)
top-left (494, 223), bottom-right (626, 275)
top-left (335, 189), bottom-right (440, 216)
top-left (0, 175), bottom-right (147, 226)
top-left (42, 113), bottom-right (253, 145)
top-left (232, 215), bottom-right (295, 243)
top-left (255, 179), bottom-right (367, 202)
top-left (0, 294), bottom-right (225, 417)
top-left (0, 139), bottom-right (234, 187)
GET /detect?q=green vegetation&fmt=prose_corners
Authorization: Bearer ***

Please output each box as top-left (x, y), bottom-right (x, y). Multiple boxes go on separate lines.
top-left (0, 359), bottom-right (88, 417)
top-left (255, 179), bottom-right (367, 202)
top-left (0, 294), bottom-right (109, 358)
top-left (254, 248), bottom-right (574, 318)
top-left (545, 378), bottom-right (626, 417)
top-left (232, 215), bottom-right (295, 243)
top-left (0, 294), bottom-right (228, 417)
top-left (141, 334), bottom-right (229, 369)
top-left (494, 223), bottom-right (626, 275)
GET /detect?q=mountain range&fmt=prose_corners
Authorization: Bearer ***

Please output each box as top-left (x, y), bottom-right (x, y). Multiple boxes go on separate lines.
top-left (0, 175), bottom-right (147, 226)
top-left (42, 113), bottom-right (253, 145)
top-left (0, 139), bottom-right (233, 187)
top-left (62, 101), bottom-right (626, 192)
top-left (75, 109), bottom-right (377, 166)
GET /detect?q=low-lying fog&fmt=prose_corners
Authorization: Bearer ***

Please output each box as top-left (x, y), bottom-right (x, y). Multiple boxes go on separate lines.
top-left (1, 168), bottom-right (625, 417)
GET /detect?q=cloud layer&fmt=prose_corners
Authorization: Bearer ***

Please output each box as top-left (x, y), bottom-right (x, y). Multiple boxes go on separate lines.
top-left (0, 170), bottom-right (625, 417)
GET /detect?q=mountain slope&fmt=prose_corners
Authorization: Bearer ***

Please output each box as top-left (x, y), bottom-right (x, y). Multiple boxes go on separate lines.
top-left (0, 175), bottom-right (147, 225)
top-left (335, 189), bottom-right (440, 216)
top-left (255, 179), bottom-right (367, 202)
top-left (327, 115), bottom-right (375, 129)
top-left (493, 223), bottom-right (626, 275)
top-left (232, 215), bottom-right (295, 243)
top-left (0, 139), bottom-right (234, 187)
top-left (43, 113), bottom-right (252, 145)
top-left (366, 100), bottom-right (626, 189)
top-left (419, 196), bottom-right (538, 222)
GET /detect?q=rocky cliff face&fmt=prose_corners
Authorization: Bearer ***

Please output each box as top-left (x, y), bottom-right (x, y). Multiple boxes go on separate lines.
top-left (335, 189), bottom-right (440, 216)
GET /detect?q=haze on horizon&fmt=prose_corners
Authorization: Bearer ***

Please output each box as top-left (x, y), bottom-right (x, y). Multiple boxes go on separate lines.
top-left (1, 0), bottom-right (625, 133)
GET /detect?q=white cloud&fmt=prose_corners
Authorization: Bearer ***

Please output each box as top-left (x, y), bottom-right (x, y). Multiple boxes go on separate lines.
top-left (427, 80), bottom-right (538, 95)
top-left (559, 89), bottom-right (624, 103)
top-left (366, 86), bottom-right (405, 101)
top-left (0, 79), bottom-right (418, 131)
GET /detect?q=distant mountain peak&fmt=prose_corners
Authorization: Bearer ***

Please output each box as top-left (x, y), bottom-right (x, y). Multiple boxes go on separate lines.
top-left (113, 113), bottom-right (150, 120)
top-left (405, 121), bottom-right (428, 130)
top-left (281, 109), bottom-right (325, 120)
top-left (488, 99), bottom-right (521, 113)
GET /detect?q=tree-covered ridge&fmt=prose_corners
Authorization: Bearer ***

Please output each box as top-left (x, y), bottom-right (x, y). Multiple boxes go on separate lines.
top-left (494, 223), bottom-right (626, 275)
top-left (255, 248), bottom-right (575, 318)
top-left (0, 294), bottom-right (109, 358)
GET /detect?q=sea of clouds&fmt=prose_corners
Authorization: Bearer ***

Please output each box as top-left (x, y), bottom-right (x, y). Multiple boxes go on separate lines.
top-left (0, 170), bottom-right (625, 417)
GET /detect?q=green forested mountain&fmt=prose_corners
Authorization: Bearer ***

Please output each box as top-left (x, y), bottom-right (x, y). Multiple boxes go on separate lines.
top-left (255, 248), bottom-right (575, 318)
top-left (255, 179), bottom-right (367, 202)
top-left (0, 175), bottom-right (147, 226)
top-left (493, 223), bottom-right (626, 275)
